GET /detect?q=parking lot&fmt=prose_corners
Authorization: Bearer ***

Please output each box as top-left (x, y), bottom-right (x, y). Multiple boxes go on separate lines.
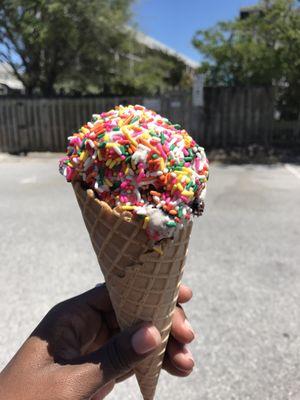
top-left (0, 154), bottom-right (299, 399)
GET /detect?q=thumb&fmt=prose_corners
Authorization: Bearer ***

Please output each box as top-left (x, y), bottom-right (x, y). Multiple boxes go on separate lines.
top-left (69, 323), bottom-right (161, 398)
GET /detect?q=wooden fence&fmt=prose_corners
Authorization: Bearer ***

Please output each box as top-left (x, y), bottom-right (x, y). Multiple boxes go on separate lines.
top-left (0, 88), bottom-right (299, 153)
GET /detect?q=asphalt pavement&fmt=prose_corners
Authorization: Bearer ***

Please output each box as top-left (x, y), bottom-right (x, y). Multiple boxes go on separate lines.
top-left (0, 153), bottom-right (299, 400)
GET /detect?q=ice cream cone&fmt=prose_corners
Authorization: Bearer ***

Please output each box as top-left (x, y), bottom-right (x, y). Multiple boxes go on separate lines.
top-left (72, 181), bottom-right (193, 399)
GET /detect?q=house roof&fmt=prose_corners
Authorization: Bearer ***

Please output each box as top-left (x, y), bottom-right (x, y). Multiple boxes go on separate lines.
top-left (128, 28), bottom-right (199, 69)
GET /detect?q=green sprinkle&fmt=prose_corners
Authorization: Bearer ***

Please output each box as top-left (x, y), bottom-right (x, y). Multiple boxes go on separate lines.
top-left (125, 156), bottom-right (131, 163)
top-left (170, 144), bottom-right (176, 151)
top-left (120, 145), bottom-right (126, 154)
top-left (111, 181), bottom-right (121, 190)
top-left (131, 116), bottom-right (139, 124)
top-left (174, 166), bottom-right (183, 171)
top-left (152, 154), bottom-right (159, 159)
top-left (188, 149), bottom-right (194, 157)
top-left (178, 207), bottom-right (183, 218)
top-left (184, 157), bottom-right (192, 162)
top-left (99, 142), bottom-right (107, 149)
top-left (186, 181), bottom-right (194, 190)
top-left (194, 184), bottom-right (199, 191)
top-left (161, 133), bottom-right (166, 144)
top-left (80, 138), bottom-right (87, 149)
top-left (174, 124), bottom-right (181, 129)
top-left (166, 221), bottom-right (177, 228)
top-left (113, 127), bottom-right (120, 131)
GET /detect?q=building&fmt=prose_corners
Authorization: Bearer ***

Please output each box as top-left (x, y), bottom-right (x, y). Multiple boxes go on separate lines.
top-left (120, 27), bottom-right (199, 94)
top-left (134, 30), bottom-right (199, 73)
top-left (240, 5), bottom-right (264, 20)
top-left (0, 63), bottom-right (24, 95)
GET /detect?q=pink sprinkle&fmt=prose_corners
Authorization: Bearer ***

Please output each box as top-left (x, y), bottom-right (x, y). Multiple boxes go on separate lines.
top-left (163, 144), bottom-right (169, 153)
top-left (157, 144), bottom-right (167, 159)
top-left (137, 172), bottom-right (146, 183)
top-left (180, 195), bottom-right (189, 203)
top-left (183, 148), bottom-right (189, 156)
top-left (66, 166), bottom-right (74, 181)
top-left (120, 181), bottom-right (128, 189)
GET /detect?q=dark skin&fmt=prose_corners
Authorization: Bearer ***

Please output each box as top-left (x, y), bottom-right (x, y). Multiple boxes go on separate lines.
top-left (0, 284), bottom-right (195, 400)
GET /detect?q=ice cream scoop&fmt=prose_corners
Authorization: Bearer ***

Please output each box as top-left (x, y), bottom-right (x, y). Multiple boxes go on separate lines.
top-left (60, 104), bottom-right (209, 241)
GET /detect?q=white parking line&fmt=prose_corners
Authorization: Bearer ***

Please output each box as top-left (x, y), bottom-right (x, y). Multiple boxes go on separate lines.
top-left (284, 164), bottom-right (300, 181)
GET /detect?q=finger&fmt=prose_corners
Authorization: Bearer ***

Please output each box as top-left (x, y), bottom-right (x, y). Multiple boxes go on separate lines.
top-left (163, 355), bottom-right (193, 377)
top-left (177, 284), bottom-right (193, 304)
top-left (171, 306), bottom-right (195, 344)
top-left (68, 323), bottom-right (161, 398)
top-left (164, 336), bottom-right (194, 374)
top-left (103, 311), bottom-right (119, 332)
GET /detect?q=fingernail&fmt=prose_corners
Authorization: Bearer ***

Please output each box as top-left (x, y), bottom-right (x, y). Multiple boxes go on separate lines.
top-left (185, 319), bottom-right (195, 338)
top-left (183, 345), bottom-right (195, 366)
top-left (132, 325), bottom-right (161, 355)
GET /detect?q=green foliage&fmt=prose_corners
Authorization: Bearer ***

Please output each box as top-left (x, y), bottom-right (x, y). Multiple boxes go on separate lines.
top-left (0, 0), bottom-right (193, 96)
top-left (112, 48), bottom-right (191, 96)
top-left (0, 0), bottom-right (134, 95)
top-left (192, 0), bottom-right (300, 118)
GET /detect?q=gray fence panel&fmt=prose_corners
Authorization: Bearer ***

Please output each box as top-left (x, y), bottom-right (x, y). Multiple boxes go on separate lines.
top-left (0, 89), bottom-right (299, 153)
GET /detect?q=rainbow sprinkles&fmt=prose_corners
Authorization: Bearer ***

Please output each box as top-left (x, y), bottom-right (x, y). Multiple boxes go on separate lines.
top-left (59, 105), bottom-right (209, 241)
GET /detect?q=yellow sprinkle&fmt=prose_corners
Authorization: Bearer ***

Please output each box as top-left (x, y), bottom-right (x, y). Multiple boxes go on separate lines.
top-left (81, 127), bottom-right (89, 134)
top-left (104, 178), bottom-right (113, 187)
top-left (153, 245), bottom-right (164, 256)
top-left (79, 151), bottom-right (88, 162)
top-left (177, 183), bottom-right (184, 192)
top-left (143, 216), bottom-right (150, 229)
top-left (182, 167), bottom-right (193, 175)
top-left (104, 134), bottom-right (109, 142)
top-left (122, 206), bottom-right (136, 211)
top-left (105, 143), bottom-right (115, 148)
top-left (122, 126), bottom-right (138, 147)
top-left (97, 150), bottom-right (102, 160)
top-left (140, 133), bottom-right (150, 140)
top-left (105, 159), bottom-right (112, 167)
top-left (182, 190), bottom-right (194, 197)
top-left (109, 159), bottom-right (117, 169)
top-left (124, 166), bottom-right (129, 175)
top-left (159, 159), bottom-right (165, 171)
top-left (186, 177), bottom-right (191, 184)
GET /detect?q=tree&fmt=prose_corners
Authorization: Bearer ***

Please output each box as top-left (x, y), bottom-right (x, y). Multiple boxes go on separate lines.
top-left (192, 0), bottom-right (300, 119)
top-left (0, 0), bottom-right (134, 95)
top-left (111, 47), bottom-right (192, 96)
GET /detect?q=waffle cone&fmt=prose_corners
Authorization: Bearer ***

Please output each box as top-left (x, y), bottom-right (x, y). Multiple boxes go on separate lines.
top-left (72, 181), bottom-right (193, 399)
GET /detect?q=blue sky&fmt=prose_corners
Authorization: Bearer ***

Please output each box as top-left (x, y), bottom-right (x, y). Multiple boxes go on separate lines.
top-left (132, 0), bottom-right (256, 62)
